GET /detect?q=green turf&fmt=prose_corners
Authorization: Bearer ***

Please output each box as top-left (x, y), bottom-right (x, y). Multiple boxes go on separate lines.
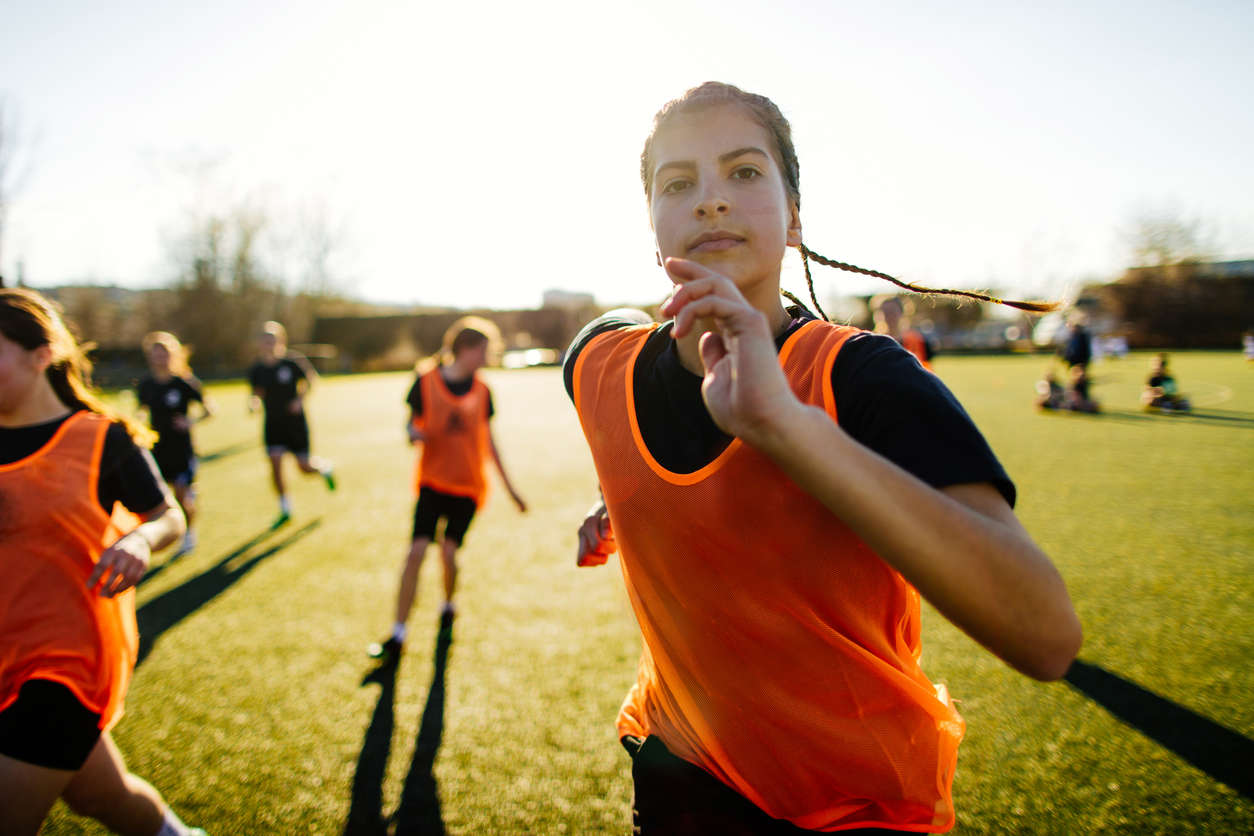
top-left (46, 351), bottom-right (1253, 834)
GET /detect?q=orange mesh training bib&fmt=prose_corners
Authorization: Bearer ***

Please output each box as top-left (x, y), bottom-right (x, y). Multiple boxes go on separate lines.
top-left (903, 331), bottom-right (933, 372)
top-left (0, 411), bottom-right (141, 731)
top-left (573, 321), bottom-right (964, 833)
top-left (412, 369), bottom-right (491, 506)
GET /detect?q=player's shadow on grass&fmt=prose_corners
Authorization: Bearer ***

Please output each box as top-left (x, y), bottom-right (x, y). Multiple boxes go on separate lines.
top-left (345, 630), bottom-right (451, 836)
top-left (198, 440), bottom-right (255, 464)
top-left (1099, 408), bottom-right (1254, 428)
top-left (134, 519), bottom-right (321, 666)
top-left (1064, 659), bottom-right (1254, 798)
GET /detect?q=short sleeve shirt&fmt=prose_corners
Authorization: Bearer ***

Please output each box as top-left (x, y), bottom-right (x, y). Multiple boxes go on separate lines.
top-left (249, 358), bottom-right (306, 417)
top-left (563, 308), bottom-right (1014, 506)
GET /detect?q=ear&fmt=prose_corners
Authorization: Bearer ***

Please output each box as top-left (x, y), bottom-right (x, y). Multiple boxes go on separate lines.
top-left (655, 251), bottom-right (663, 267)
top-left (29, 344), bottom-right (54, 374)
top-left (785, 202), bottom-right (802, 248)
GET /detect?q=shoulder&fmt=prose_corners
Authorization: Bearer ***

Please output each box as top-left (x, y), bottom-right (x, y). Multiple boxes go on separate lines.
top-left (563, 309), bottom-right (655, 401)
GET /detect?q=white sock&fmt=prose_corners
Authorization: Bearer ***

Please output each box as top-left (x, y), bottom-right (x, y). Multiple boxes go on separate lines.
top-left (391, 623), bottom-right (407, 642)
top-left (441, 601), bottom-right (456, 615)
top-left (155, 809), bottom-right (189, 836)
top-left (279, 496), bottom-right (291, 514)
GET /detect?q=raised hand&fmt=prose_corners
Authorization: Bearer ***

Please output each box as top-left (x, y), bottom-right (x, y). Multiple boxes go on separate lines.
top-left (659, 257), bottom-right (798, 445)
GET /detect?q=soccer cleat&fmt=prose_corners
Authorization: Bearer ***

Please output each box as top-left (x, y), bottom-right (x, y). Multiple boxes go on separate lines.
top-left (367, 636), bottom-right (403, 663)
top-left (270, 510), bottom-right (292, 530)
top-left (323, 469), bottom-right (337, 492)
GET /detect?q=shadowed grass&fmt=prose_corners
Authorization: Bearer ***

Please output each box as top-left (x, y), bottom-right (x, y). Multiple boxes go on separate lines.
top-left (48, 352), bottom-right (1252, 833)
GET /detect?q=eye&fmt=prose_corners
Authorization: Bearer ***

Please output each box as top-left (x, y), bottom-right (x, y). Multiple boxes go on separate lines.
top-left (730, 165), bottom-right (761, 182)
top-left (660, 178), bottom-right (691, 195)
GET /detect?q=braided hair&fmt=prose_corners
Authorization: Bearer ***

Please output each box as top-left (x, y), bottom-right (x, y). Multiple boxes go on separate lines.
top-left (642, 82), bottom-right (1058, 319)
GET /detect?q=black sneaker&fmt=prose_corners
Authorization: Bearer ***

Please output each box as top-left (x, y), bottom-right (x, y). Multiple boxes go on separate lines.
top-left (366, 636), bottom-right (403, 663)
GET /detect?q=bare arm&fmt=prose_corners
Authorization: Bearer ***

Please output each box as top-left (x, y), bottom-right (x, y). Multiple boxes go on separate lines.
top-left (87, 499), bottom-right (187, 598)
top-left (662, 257), bottom-right (1082, 681)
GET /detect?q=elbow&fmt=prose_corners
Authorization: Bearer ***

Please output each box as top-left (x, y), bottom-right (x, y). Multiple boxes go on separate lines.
top-left (1016, 612), bottom-right (1084, 682)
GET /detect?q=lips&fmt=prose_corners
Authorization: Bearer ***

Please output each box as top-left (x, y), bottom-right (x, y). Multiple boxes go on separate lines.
top-left (687, 230), bottom-right (745, 254)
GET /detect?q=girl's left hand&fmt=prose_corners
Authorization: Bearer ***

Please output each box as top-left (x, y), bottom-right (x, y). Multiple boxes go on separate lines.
top-left (88, 531), bottom-right (151, 597)
top-left (660, 258), bottom-right (798, 444)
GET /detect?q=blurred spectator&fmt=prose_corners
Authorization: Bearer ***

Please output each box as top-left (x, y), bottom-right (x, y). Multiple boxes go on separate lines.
top-left (1034, 367), bottom-right (1065, 410)
top-left (1141, 353), bottom-right (1191, 412)
top-left (874, 295), bottom-right (935, 371)
top-left (1065, 364), bottom-right (1099, 413)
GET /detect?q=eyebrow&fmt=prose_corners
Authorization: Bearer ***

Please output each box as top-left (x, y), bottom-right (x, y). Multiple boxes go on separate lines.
top-left (654, 146), bottom-right (771, 177)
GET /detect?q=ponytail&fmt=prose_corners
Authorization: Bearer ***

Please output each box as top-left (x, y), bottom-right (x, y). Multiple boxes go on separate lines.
top-left (0, 288), bottom-right (156, 447)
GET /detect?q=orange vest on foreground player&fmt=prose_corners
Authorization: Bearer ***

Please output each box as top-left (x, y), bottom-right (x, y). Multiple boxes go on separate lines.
top-left (0, 411), bottom-right (141, 730)
top-left (412, 369), bottom-right (491, 506)
top-left (573, 320), bottom-right (965, 833)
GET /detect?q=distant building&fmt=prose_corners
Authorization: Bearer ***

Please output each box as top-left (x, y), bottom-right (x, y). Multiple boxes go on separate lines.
top-left (542, 289), bottom-right (595, 309)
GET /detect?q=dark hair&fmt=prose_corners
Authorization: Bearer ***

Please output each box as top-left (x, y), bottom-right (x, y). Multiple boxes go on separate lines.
top-left (0, 288), bottom-right (155, 445)
top-left (641, 82), bottom-right (1058, 317)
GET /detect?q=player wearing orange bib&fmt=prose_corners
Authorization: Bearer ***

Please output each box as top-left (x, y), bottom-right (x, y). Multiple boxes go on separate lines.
top-left (368, 318), bottom-right (526, 662)
top-left (569, 83), bottom-right (1082, 834)
top-left (0, 289), bottom-right (205, 835)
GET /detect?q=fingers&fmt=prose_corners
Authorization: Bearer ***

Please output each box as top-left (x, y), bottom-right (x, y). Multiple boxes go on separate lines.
top-left (660, 260), bottom-right (767, 339)
top-left (699, 331), bottom-right (728, 370)
top-left (88, 534), bottom-right (150, 598)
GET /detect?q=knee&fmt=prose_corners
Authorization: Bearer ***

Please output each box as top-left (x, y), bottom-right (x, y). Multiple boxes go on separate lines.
top-left (63, 777), bottom-right (126, 820)
top-left (441, 542), bottom-right (459, 564)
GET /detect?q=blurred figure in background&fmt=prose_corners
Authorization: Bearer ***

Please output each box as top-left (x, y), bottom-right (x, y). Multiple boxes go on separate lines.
top-left (1034, 366), bottom-right (1066, 410)
top-left (874, 295), bottom-right (934, 371)
top-left (137, 331), bottom-right (213, 556)
top-left (1142, 353), bottom-right (1191, 413)
top-left (247, 321), bottom-right (336, 528)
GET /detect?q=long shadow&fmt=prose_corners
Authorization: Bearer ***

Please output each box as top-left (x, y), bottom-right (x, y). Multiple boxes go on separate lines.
top-left (1099, 407), bottom-right (1254, 428)
top-left (393, 630), bottom-right (452, 835)
top-left (344, 660), bottom-right (400, 836)
top-left (137, 526), bottom-right (275, 590)
top-left (198, 440), bottom-right (255, 464)
top-left (134, 519), bottom-right (321, 666)
top-left (343, 629), bottom-right (452, 836)
top-left (1064, 659), bottom-right (1254, 798)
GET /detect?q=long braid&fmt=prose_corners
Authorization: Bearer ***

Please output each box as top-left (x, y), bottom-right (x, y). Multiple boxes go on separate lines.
top-left (796, 247), bottom-right (831, 322)
top-left (798, 243), bottom-right (1059, 314)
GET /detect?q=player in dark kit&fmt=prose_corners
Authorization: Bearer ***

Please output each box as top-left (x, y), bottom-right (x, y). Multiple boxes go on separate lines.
top-left (247, 321), bottom-right (335, 527)
top-left (137, 331), bottom-right (213, 555)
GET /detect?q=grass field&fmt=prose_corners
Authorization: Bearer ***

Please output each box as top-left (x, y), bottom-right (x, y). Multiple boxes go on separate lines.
top-left (45, 351), bottom-right (1253, 835)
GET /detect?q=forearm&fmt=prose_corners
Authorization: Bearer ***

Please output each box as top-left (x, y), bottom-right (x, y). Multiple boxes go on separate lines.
top-left (130, 504), bottom-right (186, 553)
top-left (752, 401), bottom-right (1082, 680)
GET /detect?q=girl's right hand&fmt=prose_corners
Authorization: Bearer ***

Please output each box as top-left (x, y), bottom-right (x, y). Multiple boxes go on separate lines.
top-left (576, 501), bottom-right (616, 567)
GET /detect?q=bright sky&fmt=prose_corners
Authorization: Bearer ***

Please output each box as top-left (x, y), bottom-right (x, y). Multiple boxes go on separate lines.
top-left (3, 0), bottom-right (1252, 310)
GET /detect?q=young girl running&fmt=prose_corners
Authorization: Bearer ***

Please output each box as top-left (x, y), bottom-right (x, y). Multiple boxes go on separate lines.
top-left (137, 331), bottom-right (213, 556)
top-left (567, 82), bottom-right (1083, 834)
top-left (0, 289), bottom-right (205, 835)
top-left (368, 317), bottom-right (526, 662)
top-left (247, 320), bottom-right (335, 528)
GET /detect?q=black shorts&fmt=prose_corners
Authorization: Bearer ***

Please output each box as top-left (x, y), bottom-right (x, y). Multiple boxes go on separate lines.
top-left (264, 414), bottom-right (310, 456)
top-left (0, 679), bottom-right (102, 771)
top-left (624, 735), bottom-right (899, 835)
top-left (153, 443), bottom-right (197, 486)
top-left (412, 486), bottom-right (478, 545)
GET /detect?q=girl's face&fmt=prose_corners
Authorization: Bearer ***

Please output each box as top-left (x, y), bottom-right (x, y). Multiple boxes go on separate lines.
top-left (458, 341), bottom-right (488, 372)
top-left (648, 103), bottom-right (801, 295)
top-left (147, 342), bottom-right (171, 374)
top-left (0, 332), bottom-right (49, 417)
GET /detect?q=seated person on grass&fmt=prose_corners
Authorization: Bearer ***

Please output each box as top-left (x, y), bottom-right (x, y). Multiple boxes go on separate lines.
top-left (1142, 353), bottom-right (1191, 412)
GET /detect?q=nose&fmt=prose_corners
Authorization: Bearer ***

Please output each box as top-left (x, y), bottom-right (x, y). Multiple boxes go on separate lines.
top-left (693, 183), bottom-right (729, 218)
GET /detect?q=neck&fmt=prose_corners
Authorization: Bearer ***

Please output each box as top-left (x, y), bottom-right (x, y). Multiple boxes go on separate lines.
top-left (0, 380), bottom-right (72, 428)
top-left (674, 282), bottom-right (789, 376)
top-left (444, 358), bottom-right (476, 381)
